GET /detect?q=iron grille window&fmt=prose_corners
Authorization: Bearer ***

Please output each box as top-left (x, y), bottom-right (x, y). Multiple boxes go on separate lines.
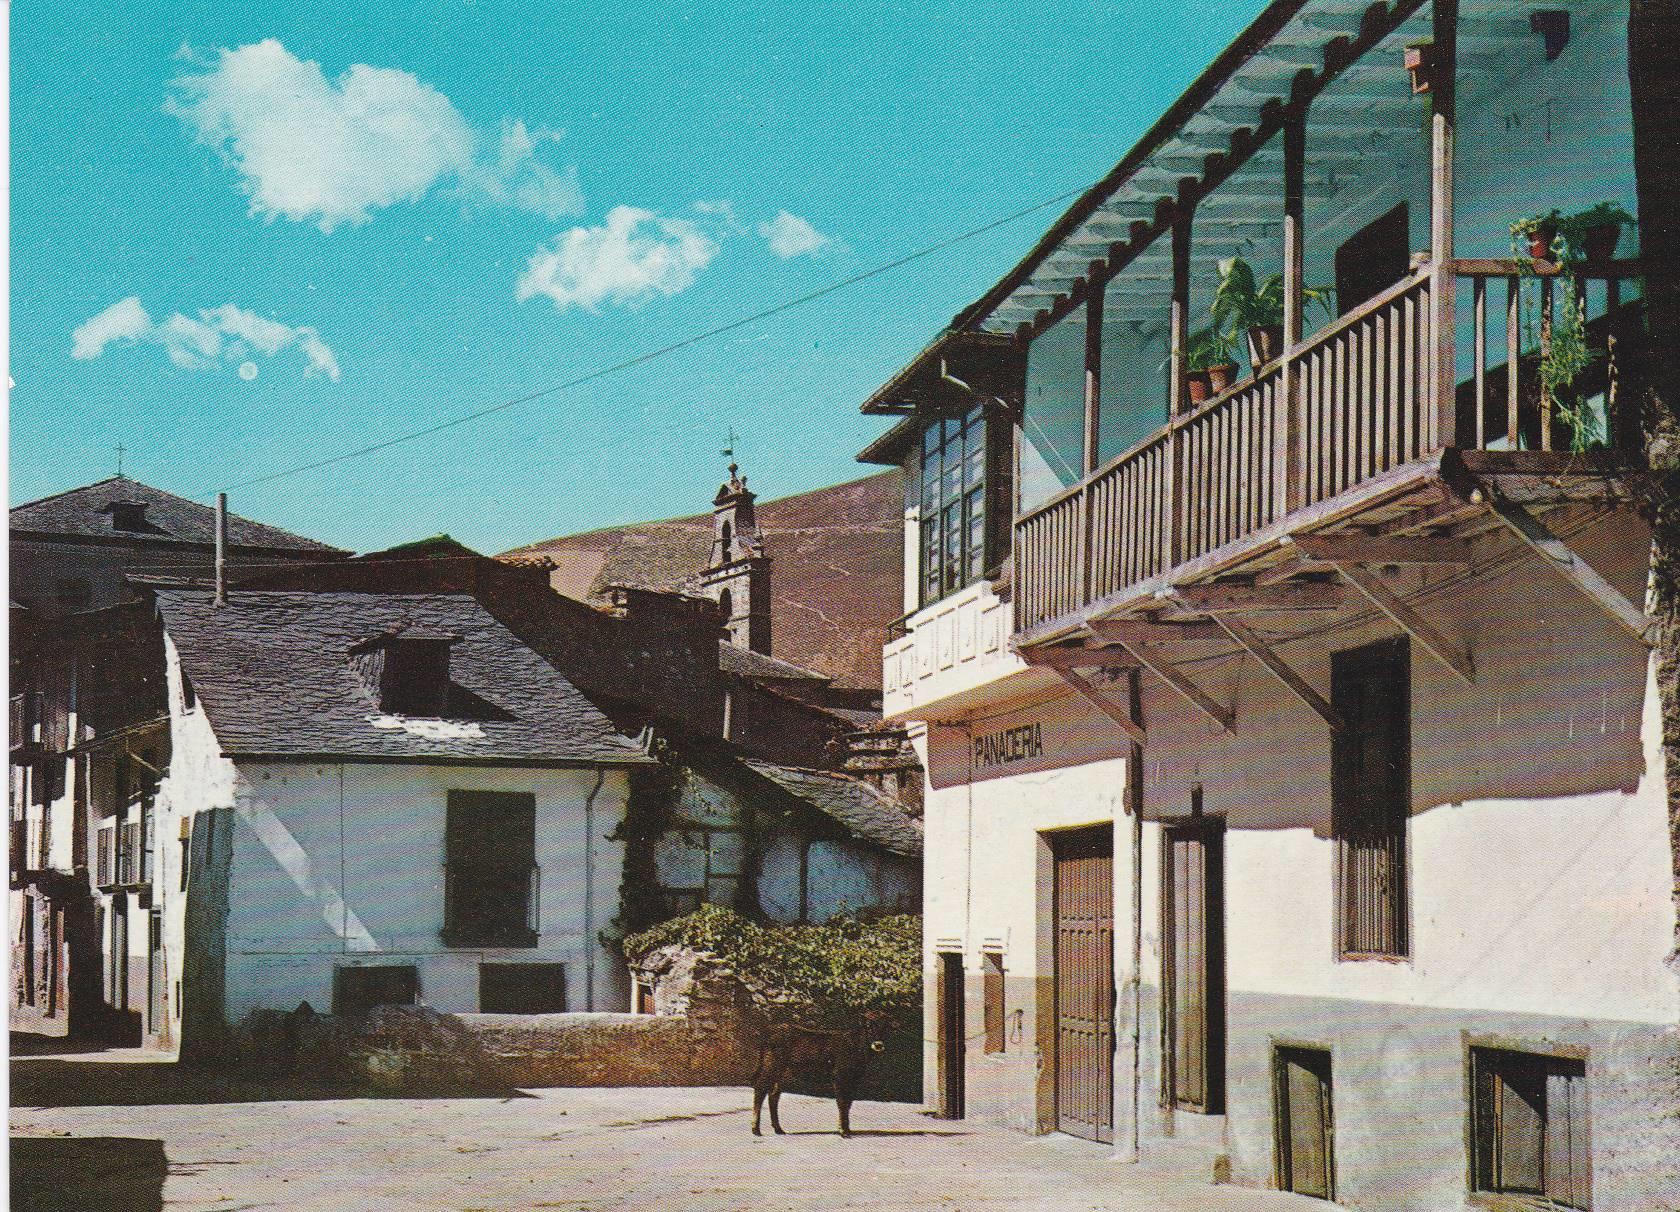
top-left (1331, 638), bottom-right (1410, 959)
top-left (919, 404), bottom-right (989, 606)
top-left (1471, 1048), bottom-right (1590, 1209)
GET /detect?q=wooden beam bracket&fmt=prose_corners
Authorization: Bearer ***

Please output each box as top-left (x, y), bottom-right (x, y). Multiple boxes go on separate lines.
top-left (1322, 559), bottom-right (1477, 685)
top-left (1057, 668), bottom-right (1147, 746)
top-left (1481, 490), bottom-right (1654, 646)
top-left (1110, 640), bottom-right (1236, 734)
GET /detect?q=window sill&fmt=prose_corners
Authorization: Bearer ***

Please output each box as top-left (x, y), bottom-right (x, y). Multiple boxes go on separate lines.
top-left (441, 929), bottom-right (539, 949)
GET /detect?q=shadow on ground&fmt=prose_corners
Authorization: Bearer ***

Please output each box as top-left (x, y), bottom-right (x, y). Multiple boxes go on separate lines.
top-left (11, 1137), bottom-right (168, 1212)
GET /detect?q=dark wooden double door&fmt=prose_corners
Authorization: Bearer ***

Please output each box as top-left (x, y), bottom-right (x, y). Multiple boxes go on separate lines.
top-left (1053, 828), bottom-right (1114, 1143)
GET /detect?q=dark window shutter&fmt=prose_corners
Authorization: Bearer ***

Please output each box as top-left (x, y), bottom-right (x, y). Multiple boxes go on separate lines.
top-left (1332, 639), bottom-right (1410, 958)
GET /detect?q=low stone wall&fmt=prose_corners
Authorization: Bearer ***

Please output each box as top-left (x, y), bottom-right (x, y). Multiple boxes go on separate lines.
top-left (459, 1012), bottom-right (753, 1087)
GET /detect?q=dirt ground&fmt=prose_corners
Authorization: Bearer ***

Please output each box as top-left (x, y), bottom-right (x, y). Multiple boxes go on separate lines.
top-left (9, 1038), bottom-right (1321, 1212)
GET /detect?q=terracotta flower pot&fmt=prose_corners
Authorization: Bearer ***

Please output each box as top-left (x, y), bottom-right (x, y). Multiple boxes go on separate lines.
top-left (1581, 222), bottom-right (1622, 263)
top-left (1207, 362), bottom-right (1237, 394)
top-left (1525, 222), bottom-right (1558, 260)
top-left (1247, 325), bottom-right (1284, 369)
top-left (1186, 372), bottom-right (1211, 405)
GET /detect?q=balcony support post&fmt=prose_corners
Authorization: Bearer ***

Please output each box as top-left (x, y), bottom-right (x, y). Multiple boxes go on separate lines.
top-left (1169, 208), bottom-right (1193, 568)
top-left (1056, 668), bottom-right (1147, 746)
top-left (1282, 105), bottom-right (1307, 514)
top-left (1081, 287), bottom-right (1105, 608)
top-left (1429, 0), bottom-right (1460, 449)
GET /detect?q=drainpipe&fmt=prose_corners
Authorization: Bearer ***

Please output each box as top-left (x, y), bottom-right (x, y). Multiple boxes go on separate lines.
top-left (213, 494), bottom-right (228, 608)
top-left (583, 769), bottom-right (605, 1011)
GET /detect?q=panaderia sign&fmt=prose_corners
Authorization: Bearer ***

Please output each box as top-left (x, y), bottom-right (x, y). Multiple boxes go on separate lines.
top-left (926, 690), bottom-right (1131, 788)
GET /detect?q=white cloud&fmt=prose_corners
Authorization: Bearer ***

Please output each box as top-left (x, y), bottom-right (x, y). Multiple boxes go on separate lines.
top-left (758, 210), bottom-right (830, 259)
top-left (71, 297), bottom-right (152, 360)
top-left (516, 206), bottom-right (719, 311)
top-left (169, 40), bottom-right (583, 231)
top-left (71, 298), bottom-right (341, 381)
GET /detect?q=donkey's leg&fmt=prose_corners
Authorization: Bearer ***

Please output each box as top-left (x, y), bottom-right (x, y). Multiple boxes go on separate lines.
top-left (769, 1065), bottom-right (788, 1135)
top-left (751, 1051), bottom-right (772, 1136)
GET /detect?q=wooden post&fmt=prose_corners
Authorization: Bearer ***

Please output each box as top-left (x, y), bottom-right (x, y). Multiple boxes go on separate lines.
top-left (1282, 109), bottom-right (1306, 513)
top-left (1429, 0), bottom-right (1459, 449)
top-left (1084, 287), bottom-right (1104, 476)
top-left (1168, 209), bottom-right (1193, 567)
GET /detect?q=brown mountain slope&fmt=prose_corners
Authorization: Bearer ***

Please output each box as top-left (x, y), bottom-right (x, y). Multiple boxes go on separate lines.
top-left (502, 470), bottom-right (905, 691)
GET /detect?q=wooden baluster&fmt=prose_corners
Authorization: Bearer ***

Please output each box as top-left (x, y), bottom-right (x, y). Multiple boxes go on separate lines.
top-left (1506, 275), bottom-right (1520, 448)
top-left (1540, 275), bottom-right (1554, 451)
top-left (1473, 275), bottom-right (1487, 449)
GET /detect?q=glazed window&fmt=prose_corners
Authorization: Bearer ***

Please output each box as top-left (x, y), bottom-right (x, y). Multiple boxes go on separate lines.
top-left (919, 404), bottom-right (989, 606)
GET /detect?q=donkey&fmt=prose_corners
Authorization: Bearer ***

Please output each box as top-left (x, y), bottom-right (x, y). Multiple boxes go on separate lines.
top-left (750, 1018), bottom-right (888, 1138)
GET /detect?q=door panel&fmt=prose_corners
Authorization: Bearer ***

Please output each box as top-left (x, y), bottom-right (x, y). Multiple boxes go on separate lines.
top-left (1277, 1047), bottom-right (1334, 1200)
top-left (1054, 828), bottom-right (1114, 1143)
top-left (1164, 820), bottom-right (1225, 1113)
top-left (938, 952), bottom-right (965, 1118)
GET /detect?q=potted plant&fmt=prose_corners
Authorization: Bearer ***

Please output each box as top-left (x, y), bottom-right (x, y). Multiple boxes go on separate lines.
top-left (1182, 328), bottom-right (1227, 404)
top-left (1560, 201), bottom-right (1635, 263)
top-left (1211, 256), bottom-right (1335, 372)
top-left (1512, 209), bottom-right (1562, 261)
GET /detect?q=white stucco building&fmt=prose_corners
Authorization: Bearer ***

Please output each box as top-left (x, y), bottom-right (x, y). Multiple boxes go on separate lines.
top-left (147, 588), bottom-right (654, 1048)
top-left (855, 0), bottom-right (1680, 1206)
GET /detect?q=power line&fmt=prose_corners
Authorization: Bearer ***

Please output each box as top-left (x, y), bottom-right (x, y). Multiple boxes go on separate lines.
top-left (197, 187), bottom-right (1087, 500)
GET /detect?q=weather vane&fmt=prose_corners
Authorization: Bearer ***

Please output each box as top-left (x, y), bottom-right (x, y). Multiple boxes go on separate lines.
top-left (116, 443), bottom-right (126, 478)
top-left (721, 426), bottom-right (740, 465)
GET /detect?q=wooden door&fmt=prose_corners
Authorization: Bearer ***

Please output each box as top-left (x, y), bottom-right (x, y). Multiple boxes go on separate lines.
top-left (1276, 1047), bottom-right (1335, 1200)
top-left (1163, 819), bottom-right (1225, 1113)
top-left (1054, 827), bottom-right (1114, 1143)
top-left (147, 911), bottom-right (165, 1035)
top-left (937, 952), bottom-right (965, 1119)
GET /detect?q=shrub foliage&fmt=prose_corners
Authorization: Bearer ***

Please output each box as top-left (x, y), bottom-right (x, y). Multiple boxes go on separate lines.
top-left (623, 905), bottom-right (921, 1031)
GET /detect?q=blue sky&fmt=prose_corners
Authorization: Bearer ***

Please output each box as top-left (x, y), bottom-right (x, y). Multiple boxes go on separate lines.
top-left (12, 0), bottom-right (1261, 554)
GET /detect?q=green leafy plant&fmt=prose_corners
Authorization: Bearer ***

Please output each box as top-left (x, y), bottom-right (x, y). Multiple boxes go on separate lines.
top-left (1209, 256), bottom-right (1335, 335)
top-left (1509, 204), bottom-right (1637, 451)
top-left (623, 905), bottom-right (922, 1031)
top-left (1183, 327), bottom-right (1233, 373)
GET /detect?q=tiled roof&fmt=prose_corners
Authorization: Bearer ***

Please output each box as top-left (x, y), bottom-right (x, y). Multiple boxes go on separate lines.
top-left (503, 470), bottom-right (904, 690)
top-left (155, 589), bottom-right (650, 766)
top-left (716, 642), bottom-right (827, 682)
top-left (11, 477), bottom-right (344, 553)
top-left (742, 760), bottom-right (922, 857)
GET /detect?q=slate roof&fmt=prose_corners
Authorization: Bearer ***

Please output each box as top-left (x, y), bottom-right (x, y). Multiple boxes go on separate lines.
top-left (742, 760), bottom-right (922, 857)
top-left (154, 589), bottom-right (650, 766)
top-left (716, 641), bottom-right (827, 683)
top-left (12, 477), bottom-right (344, 553)
top-left (503, 470), bottom-right (904, 690)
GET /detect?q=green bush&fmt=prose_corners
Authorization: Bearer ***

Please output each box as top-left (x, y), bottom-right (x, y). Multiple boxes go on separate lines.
top-left (623, 905), bottom-right (921, 1031)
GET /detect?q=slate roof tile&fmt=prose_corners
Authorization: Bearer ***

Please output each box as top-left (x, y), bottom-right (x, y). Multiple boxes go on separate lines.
top-left (155, 589), bottom-right (648, 766)
top-left (12, 477), bottom-right (344, 553)
top-left (741, 759), bottom-right (922, 857)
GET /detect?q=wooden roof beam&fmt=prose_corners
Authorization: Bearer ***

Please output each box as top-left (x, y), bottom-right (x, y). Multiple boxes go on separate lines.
top-left (1287, 533), bottom-right (1475, 566)
top-left (1017, 643), bottom-right (1141, 672)
top-left (1086, 618), bottom-right (1228, 644)
top-left (1163, 580), bottom-right (1352, 612)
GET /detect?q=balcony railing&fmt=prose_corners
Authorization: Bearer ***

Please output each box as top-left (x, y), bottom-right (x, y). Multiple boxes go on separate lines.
top-left (1015, 260), bottom-right (1642, 635)
top-left (441, 862), bottom-right (540, 948)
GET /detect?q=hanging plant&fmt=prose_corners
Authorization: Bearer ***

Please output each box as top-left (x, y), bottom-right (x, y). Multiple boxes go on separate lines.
top-left (1509, 203), bottom-right (1634, 451)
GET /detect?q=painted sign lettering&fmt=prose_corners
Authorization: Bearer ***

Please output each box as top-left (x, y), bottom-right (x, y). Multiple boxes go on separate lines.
top-left (973, 722), bottom-right (1044, 770)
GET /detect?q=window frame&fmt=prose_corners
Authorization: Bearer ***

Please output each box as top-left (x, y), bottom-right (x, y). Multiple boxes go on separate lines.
top-left (982, 949), bottom-right (1005, 1054)
top-left (1468, 1045), bottom-right (1591, 1210)
top-left (917, 403), bottom-right (998, 608)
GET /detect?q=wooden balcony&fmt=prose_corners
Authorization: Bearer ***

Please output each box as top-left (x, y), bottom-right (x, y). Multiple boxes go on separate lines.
top-left (1014, 259), bottom-right (1645, 644)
